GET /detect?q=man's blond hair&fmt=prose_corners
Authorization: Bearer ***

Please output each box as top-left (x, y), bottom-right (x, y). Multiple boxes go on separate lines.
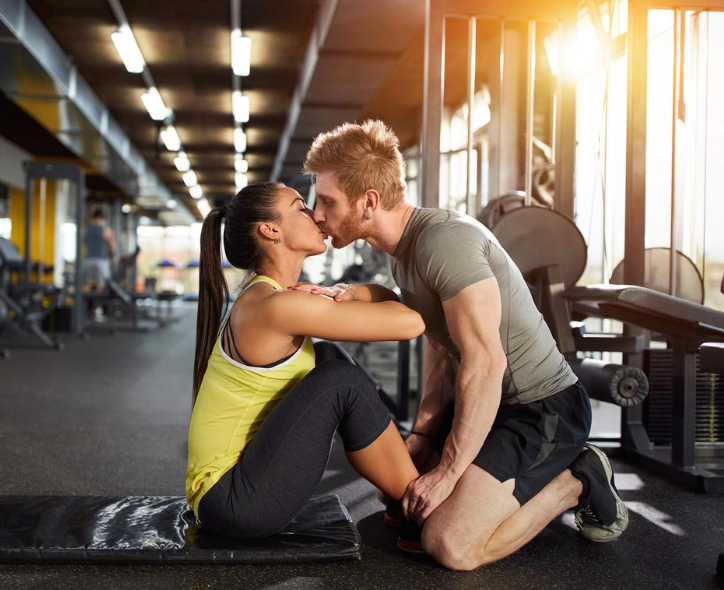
top-left (304, 120), bottom-right (407, 210)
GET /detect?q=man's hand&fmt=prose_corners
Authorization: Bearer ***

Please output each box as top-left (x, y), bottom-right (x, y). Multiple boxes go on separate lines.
top-left (287, 282), bottom-right (355, 302)
top-left (402, 466), bottom-right (460, 526)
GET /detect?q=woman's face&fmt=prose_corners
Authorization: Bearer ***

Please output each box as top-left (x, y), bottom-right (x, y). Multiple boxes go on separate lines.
top-left (275, 186), bottom-right (328, 256)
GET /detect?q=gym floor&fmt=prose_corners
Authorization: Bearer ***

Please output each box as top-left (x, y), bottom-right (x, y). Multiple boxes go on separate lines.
top-left (0, 306), bottom-right (722, 590)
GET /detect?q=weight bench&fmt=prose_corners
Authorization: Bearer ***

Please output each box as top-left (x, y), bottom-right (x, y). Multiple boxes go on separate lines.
top-left (565, 285), bottom-right (724, 492)
top-left (699, 343), bottom-right (724, 580)
top-left (0, 494), bottom-right (361, 564)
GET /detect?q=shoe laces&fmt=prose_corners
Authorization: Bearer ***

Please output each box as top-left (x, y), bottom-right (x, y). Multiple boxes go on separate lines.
top-left (579, 504), bottom-right (602, 526)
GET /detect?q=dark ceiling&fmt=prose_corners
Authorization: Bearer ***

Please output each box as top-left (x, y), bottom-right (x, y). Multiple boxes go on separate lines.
top-left (25, 0), bottom-right (319, 209)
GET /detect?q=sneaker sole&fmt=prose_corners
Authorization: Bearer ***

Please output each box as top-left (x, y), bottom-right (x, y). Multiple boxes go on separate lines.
top-left (578, 444), bottom-right (629, 542)
top-left (397, 537), bottom-right (425, 554)
top-left (383, 513), bottom-right (401, 528)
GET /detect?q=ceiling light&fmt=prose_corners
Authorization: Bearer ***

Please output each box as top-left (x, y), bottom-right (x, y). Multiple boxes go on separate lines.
top-left (121, 204), bottom-right (132, 214)
top-left (111, 26), bottom-right (145, 73)
top-left (141, 87), bottom-right (170, 121)
top-left (232, 91), bottom-right (250, 123)
top-left (167, 199), bottom-right (178, 209)
top-left (197, 198), bottom-right (211, 217)
top-left (231, 29), bottom-right (251, 76)
top-left (235, 173), bottom-right (248, 190)
top-left (160, 125), bottom-right (181, 152)
top-left (182, 170), bottom-right (198, 187)
top-left (190, 185), bottom-right (203, 199)
top-left (234, 127), bottom-right (247, 153)
top-left (174, 152), bottom-right (190, 172)
top-left (234, 155), bottom-right (248, 173)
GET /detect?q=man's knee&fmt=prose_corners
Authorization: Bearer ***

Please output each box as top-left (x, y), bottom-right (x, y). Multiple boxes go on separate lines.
top-left (422, 518), bottom-right (482, 571)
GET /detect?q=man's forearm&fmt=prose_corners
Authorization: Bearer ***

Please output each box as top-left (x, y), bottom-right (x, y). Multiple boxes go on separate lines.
top-left (438, 359), bottom-right (505, 478)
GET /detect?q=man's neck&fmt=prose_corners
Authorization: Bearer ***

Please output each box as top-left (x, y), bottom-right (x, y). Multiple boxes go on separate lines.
top-left (366, 203), bottom-right (416, 256)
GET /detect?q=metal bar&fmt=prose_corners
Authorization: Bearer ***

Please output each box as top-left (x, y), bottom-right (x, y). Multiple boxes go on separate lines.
top-left (421, 0), bottom-right (444, 208)
top-left (494, 18), bottom-right (504, 200)
top-left (554, 14), bottom-right (575, 217)
top-left (671, 339), bottom-right (697, 467)
top-left (466, 16), bottom-right (476, 216)
top-left (622, 0), bottom-right (650, 447)
top-left (73, 169), bottom-right (85, 335)
top-left (23, 163), bottom-right (32, 295)
top-left (670, 9), bottom-right (686, 298)
top-left (524, 20), bottom-right (536, 207)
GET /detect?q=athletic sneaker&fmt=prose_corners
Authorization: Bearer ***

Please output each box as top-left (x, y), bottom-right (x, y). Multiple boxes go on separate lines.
top-left (397, 518), bottom-right (424, 554)
top-left (570, 444), bottom-right (629, 542)
top-left (384, 497), bottom-right (402, 528)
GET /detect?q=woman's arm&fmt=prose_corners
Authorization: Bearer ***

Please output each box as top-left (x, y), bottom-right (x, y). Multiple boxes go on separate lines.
top-left (263, 290), bottom-right (424, 342)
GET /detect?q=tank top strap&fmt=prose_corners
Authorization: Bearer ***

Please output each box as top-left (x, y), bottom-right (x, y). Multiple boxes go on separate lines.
top-left (242, 275), bottom-right (283, 293)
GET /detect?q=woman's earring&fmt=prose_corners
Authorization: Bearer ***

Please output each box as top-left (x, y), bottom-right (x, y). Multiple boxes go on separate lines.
top-left (273, 237), bottom-right (281, 244)
top-left (364, 213), bottom-right (372, 220)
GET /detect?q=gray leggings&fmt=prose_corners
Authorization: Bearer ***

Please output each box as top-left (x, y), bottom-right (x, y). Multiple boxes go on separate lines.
top-left (197, 341), bottom-right (392, 538)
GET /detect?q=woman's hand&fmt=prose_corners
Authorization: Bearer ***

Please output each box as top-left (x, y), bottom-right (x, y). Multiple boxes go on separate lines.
top-left (287, 282), bottom-right (356, 302)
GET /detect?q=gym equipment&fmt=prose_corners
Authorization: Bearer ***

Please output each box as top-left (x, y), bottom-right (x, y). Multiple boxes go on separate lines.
top-left (23, 162), bottom-right (86, 336)
top-left (610, 247), bottom-right (704, 304)
top-left (699, 342), bottom-right (724, 579)
top-left (492, 204), bottom-right (724, 491)
top-left (0, 495), bottom-right (361, 564)
top-left (478, 191), bottom-right (547, 230)
top-left (0, 237), bottom-right (64, 350)
top-left (569, 358), bottom-right (649, 408)
top-left (564, 285), bottom-right (724, 492)
top-left (85, 248), bottom-right (163, 333)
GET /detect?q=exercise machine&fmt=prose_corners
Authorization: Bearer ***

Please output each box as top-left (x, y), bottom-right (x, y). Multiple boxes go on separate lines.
top-left (492, 206), bottom-right (724, 492)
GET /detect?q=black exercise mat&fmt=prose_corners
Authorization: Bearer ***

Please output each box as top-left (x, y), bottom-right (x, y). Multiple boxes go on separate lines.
top-left (0, 494), bottom-right (362, 564)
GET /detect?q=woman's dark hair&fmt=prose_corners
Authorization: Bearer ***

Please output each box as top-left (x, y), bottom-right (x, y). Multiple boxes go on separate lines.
top-left (192, 182), bottom-right (283, 402)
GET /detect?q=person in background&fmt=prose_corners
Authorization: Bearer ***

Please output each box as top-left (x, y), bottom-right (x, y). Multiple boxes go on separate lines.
top-left (82, 208), bottom-right (115, 322)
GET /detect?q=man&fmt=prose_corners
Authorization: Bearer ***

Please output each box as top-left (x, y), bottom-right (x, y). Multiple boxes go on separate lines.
top-left (300, 120), bottom-right (628, 570)
top-left (82, 208), bottom-right (115, 321)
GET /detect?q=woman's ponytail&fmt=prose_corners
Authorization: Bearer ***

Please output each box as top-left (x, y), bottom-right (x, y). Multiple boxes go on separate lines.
top-left (192, 206), bottom-right (227, 402)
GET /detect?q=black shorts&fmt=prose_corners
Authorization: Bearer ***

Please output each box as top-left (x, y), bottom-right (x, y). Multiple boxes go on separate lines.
top-left (433, 381), bottom-right (592, 505)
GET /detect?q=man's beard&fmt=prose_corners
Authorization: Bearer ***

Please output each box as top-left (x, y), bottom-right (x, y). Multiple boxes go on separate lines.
top-left (327, 212), bottom-right (367, 248)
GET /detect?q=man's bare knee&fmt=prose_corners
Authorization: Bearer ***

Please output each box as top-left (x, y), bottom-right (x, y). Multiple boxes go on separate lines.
top-left (422, 518), bottom-right (482, 571)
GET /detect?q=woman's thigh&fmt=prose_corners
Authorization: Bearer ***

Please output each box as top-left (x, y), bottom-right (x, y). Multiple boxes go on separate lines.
top-left (199, 358), bottom-right (388, 538)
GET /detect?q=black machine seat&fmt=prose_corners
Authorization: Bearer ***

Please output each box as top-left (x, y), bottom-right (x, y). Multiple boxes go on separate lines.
top-left (700, 343), bottom-right (724, 375)
top-left (565, 285), bottom-right (724, 343)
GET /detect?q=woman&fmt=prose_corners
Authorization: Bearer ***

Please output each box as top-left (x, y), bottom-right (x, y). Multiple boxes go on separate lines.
top-left (187, 181), bottom-right (422, 542)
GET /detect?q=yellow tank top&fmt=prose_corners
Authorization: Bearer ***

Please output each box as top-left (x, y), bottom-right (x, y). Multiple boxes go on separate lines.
top-left (186, 275), bottom-right (316, 516)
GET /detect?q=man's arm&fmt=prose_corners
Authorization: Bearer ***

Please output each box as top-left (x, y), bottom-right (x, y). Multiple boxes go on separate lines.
top-left (402, 277), bottom-right (507, 523)
top-left (437, 277), bottom-right (507, 478)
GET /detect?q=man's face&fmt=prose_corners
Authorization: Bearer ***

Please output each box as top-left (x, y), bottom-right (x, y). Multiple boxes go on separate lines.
top-left (312, 172), bottom-right (367, 249)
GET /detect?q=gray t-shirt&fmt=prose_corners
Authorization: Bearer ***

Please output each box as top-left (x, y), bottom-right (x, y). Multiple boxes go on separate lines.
top-left (390, 207), bottom-right (577, 405)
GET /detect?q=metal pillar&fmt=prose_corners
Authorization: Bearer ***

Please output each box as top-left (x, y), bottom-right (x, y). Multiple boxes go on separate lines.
top-left (421, 0), bottom-right (445, 209)
top-left (465, 16), bottom-right (477, 217)
top-left (622, 0), bottom-right (649, 450)
top-left (23, 162), bottom-right (86, 336)
top-left (524, 20), bottom-right (536, 207)
top-left (669, 9), bottom-right (685, 298)
top-left (554, 13), bottom-right (577, 218)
